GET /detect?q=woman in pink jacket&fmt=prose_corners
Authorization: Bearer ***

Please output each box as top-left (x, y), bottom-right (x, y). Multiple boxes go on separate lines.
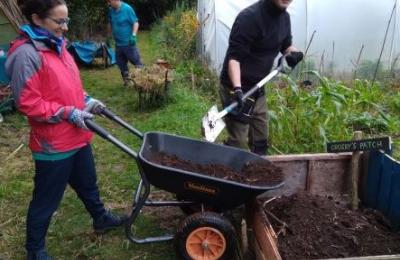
top-left (6, 0), bottom-right (126, 259)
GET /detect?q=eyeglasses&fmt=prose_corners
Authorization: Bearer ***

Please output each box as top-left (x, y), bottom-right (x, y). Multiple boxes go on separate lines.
top-left (48, 17), bottom-right (70, 26)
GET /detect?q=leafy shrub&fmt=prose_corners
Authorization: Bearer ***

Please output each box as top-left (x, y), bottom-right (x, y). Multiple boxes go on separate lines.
top-left (152, 4), bottom-right (218, 96)
top-left (65, 0), bottom-right (196, 39)
top-left (160, 6), bottom-right (198, 62)
top-left (132, 0), bottom-right (196, 28)
top-left (346, 112), bottom-right (389, 133)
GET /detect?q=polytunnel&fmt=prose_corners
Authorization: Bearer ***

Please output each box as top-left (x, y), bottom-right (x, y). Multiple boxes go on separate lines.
top-left (197, 0), bottom-right (400, 79)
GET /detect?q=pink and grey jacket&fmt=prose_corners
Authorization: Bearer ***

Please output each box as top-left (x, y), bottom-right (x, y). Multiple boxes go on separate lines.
top-left (5, 29), bottom-right (93, 153)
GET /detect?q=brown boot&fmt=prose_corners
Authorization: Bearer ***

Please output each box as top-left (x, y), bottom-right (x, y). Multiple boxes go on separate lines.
top-left (122, 77), bottom-right (133, 87)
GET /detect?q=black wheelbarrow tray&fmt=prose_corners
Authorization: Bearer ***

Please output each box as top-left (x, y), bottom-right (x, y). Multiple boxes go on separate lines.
top-left (85, 107), bottom-right (284, 259)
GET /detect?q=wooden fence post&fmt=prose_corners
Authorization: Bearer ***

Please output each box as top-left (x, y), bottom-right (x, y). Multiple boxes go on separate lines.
top-left (351, 131), bottom-right (362, 210)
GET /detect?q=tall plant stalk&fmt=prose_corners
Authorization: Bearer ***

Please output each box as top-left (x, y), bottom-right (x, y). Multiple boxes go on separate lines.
top-left (372, 0), bottom-right (397, 85)
top-left (353, 44), bottom-right (364, 80)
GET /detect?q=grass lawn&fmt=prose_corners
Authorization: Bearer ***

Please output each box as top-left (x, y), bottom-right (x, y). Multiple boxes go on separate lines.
top-left (0, 31), bottom-right (213, 259)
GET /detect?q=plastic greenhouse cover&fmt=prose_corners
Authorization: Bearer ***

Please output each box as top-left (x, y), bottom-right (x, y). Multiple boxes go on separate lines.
top-left (198, 0), bottom-right (400, 77)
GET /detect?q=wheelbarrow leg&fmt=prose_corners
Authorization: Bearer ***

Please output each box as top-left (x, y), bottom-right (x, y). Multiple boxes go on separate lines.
top-left (133, 179), bottom-right (144, 204)
top-left (125, 169), bottom-right (174, 243)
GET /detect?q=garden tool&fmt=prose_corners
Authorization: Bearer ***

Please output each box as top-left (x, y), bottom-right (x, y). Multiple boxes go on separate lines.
top-left (201, 56), bottom-right (287, 142)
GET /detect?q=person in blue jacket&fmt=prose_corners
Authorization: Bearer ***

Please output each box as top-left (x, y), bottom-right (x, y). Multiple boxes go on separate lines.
top-left (107, 0), bottom-right (144, 87)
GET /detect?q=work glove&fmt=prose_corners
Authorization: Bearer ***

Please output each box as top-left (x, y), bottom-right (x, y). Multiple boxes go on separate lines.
top-left (129, 34), bottom-right (137, 46)
top-left (84, 96), bottom-right (105, 115)
top-left (233, 86), bottom-right (244, 111)
top-left (285, 51), bottom-right (304, 68)
top-left (68, 108), bottom-right (94, 130)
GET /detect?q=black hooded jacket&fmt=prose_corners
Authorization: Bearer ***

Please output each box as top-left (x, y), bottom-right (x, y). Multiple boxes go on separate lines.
top-left (220, 0), bottom-right (292, 90)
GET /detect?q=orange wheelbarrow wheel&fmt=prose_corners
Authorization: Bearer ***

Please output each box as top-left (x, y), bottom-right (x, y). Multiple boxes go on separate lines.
top-left (175, 211), bottom-right (237, 260)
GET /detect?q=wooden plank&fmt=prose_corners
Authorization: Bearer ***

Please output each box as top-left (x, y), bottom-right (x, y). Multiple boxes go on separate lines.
top-left (253, 238), bottom-right (267, 260)
top-left (307, 159), bottom-right (352, 196)
top-left (265, 160), bottom-right (308, 196)
top-left (267, 152), bottom-right (352, 162)
top-left (351, 131), bottom-right (363, 209)
top-left (252, 209), bottom-right (281, 260)
top-left (306, 160), bottom-right (315, 191)
top-left (263, 153), bottom-right (353, 197)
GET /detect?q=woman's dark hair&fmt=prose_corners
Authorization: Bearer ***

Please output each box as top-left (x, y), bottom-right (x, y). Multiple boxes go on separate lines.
top-left (18, 0), bottom-right (66, 24)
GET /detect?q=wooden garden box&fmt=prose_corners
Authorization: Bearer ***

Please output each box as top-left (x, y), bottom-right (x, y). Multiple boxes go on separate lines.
top-left (250, 152), bottom-right (400, 260)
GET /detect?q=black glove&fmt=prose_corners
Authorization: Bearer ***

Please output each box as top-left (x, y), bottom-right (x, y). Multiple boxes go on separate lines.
top-left (233, 86), bottom-right (244, 111)
top-left (286, 51), bottom-right (304, 68)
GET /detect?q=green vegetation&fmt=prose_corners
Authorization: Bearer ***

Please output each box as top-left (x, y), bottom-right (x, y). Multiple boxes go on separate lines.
top-left (268, 72), bottom-right (400, 156)
top-left (66, 0), bottom-right (197, 38)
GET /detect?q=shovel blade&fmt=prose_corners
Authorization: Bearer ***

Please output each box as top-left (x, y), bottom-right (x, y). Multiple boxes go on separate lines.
top-left (201, 105), bottom-right (226, 142)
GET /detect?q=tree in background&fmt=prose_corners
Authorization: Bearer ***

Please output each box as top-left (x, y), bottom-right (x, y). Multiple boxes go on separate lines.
top-left (66, 0), bottom-right (196, 39)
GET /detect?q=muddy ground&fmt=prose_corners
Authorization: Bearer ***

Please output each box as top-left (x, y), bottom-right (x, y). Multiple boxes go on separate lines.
top-left (149, 151), bottom-right (283, 186)
top-left (261, 192), bottom-right (400, 259)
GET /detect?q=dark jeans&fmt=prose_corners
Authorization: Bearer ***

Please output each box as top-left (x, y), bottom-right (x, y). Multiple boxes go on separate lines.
top-left (115, 45), bottom-right (143, 78)
top-left (26, 144), bottom-right (105, 251)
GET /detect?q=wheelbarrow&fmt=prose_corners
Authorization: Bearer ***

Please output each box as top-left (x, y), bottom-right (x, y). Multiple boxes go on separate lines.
top-left (85, 108), bottom-right (284, 260)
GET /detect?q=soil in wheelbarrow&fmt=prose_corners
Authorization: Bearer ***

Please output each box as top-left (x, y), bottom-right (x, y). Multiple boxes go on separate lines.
top-left (260, 192), bottom-right (400, 259)
top-left (149, 152), bottom-right (283, 186)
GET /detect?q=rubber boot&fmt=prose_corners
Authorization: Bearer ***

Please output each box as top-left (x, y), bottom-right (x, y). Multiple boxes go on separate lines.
top-left (122, 71), bottom-right (133, 87)
top-left (251, 140), bottom-right (268, 156)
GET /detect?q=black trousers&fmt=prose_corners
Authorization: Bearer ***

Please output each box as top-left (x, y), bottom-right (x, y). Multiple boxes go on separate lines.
top-left (26, 144), bottom-right (105, 251)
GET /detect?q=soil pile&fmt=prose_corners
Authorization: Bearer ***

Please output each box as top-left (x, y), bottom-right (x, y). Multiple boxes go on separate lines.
top-left (149, 152), bottom-right (283, 186)
top-left (261, 192), bottom-right (400, 259)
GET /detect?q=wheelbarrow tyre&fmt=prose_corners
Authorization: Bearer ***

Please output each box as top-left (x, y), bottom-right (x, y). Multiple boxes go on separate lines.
top-left (174, 211), bottom-right (237, 260)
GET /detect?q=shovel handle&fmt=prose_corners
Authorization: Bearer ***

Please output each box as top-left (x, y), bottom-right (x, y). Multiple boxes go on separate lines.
top-left (216, 68), bottom-right (280, 120)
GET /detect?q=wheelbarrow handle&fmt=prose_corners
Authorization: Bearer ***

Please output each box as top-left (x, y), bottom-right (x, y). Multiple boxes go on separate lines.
top-left (85, 118), bottom-right (138, 159)
top-left (85, 118), bottom-right (109, 139)
top-left (100, 107), bottom-right (144, 139)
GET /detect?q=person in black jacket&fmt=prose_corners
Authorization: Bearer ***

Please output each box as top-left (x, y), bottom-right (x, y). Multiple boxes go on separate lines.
top-left (220, 0), bottom-right (303, 155)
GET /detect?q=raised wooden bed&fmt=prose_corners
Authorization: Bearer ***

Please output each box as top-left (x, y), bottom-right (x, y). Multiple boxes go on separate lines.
top-left (267, 153), bottom-right (354, 197)
top-left (250, 152), bottom-right (400, 260)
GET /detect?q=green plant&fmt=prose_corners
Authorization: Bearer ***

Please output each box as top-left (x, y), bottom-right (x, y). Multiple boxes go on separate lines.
top-left (267, 71), bottom-right (399, 154)
top-left (151, 6), bottom-right (219, 97)
top-left (65, 0), bottom-right (197, 38)
top-left (158, 5), bottom-right (198, 62)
